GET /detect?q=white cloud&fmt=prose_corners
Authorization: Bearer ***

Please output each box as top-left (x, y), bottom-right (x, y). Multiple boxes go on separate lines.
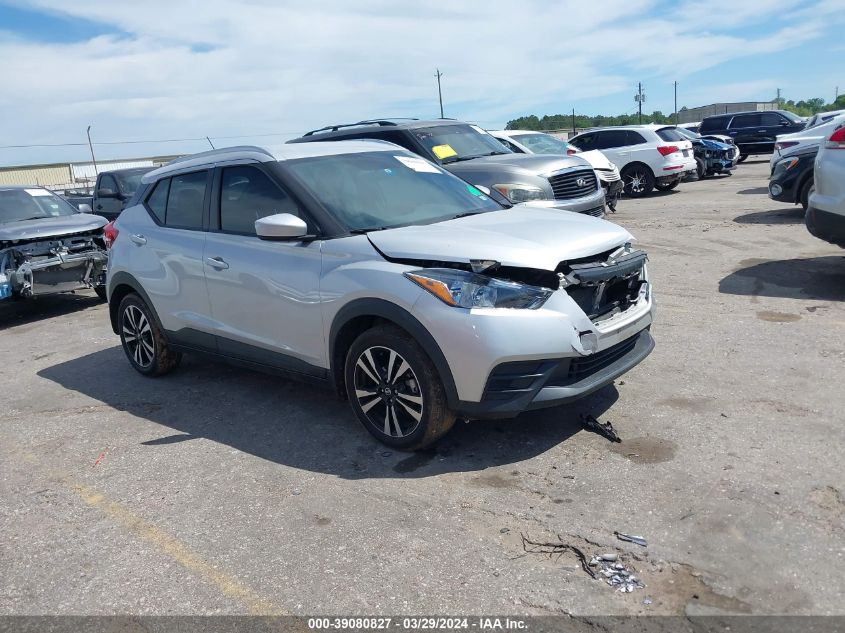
top-left (0, 0), bottom-right (836, 165)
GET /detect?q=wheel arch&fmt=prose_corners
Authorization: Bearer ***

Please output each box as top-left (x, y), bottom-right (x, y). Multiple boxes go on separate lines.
top-left (795, 171), bottom-right (815, 204)
top-left (108, 272), bottom-right (166, 336)
top-left (329, 298), bottom-right (459, 408)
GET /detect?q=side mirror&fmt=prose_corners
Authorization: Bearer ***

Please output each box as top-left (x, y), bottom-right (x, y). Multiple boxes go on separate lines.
top-left (255, 213), bottom-right (308, 240)
top-left (77, 203), bottom-right (93, 214)
top-left (97, 188), bottom-right (118, 198)
top-left (474, 185), bottom-right (491, 196)
top-left (780, 120), bottom-right (791, 126)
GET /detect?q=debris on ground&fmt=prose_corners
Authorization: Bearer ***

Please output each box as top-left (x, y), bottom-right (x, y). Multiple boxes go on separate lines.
top-left (521, 534), bottom-right (596, 579)
top-left (615, 531), bottom-right (648, 547)
top-left (589, 554), bottom-right (646, 593)
top-left (579, 413), bottom-right (622, 443)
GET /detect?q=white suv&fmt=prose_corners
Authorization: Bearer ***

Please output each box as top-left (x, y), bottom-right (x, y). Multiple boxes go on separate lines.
top-left (770, 113), bottom-right (845, 171)
top-left (569, 125), bottom-right (696, 197)
top-left (106, 142), bottom-right (655, 449)
top-left (806, 119), bottom-right (845, 247)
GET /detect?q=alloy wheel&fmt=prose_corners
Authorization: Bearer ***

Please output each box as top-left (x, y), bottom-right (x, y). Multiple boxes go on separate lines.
top-left (353, 346), bottom-right (424, 438)
top-left (626, 170), bottom-right (647, 194)
top-left (122, 305), bottom-right (155, 368)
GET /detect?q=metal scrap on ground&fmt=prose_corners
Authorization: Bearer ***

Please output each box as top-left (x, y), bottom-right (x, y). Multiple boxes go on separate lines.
top-left (614, 531), bottom-right (648, 547)
top-left (579, 413), bottom-right (622, 443)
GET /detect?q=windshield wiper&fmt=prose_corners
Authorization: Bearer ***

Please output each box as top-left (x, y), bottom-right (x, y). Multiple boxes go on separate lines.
top-left (450, 211), bottom-right (485, 219)
top-left (349, 226), bottom-right (390, 234)
top-left (10, 216), bottom-right (49, 222)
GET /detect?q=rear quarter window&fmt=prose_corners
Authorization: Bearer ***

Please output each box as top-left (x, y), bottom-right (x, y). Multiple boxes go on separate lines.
top-left (144, 179), bottom-right (169, 223)
top-left (656, 128), bottom-right (686, 142)
top-left (700, 116), bottom-right (730, 132)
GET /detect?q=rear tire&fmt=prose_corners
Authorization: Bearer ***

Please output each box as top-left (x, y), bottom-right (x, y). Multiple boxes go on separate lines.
top-left (655, 180), bottom-right (680, 192)
top-left (117, 293), bottom-right (181, 377)
top-left (344, 324), bottom-right (456, 450)
top-left (799, 179), bottom-right (815, 212)
top-left (621, 164), bottom-right (655, 197)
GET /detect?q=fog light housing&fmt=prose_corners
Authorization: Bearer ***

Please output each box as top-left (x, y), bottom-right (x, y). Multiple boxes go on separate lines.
top-left (770, 183), bottom-right (783, 197)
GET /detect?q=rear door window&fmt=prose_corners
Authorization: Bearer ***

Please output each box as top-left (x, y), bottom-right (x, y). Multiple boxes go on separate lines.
top-left (624, 131), bottom-right (646, 145)
top-left (729, 114), bottom-right (761, 128)
top-left (165, 171), bottom-right (208, 230)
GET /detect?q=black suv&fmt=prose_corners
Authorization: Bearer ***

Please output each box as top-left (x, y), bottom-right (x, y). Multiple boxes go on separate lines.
top-left (699, 110), bottom-right (804, 161)
top-left (289, 119), bottom-right (607, 216)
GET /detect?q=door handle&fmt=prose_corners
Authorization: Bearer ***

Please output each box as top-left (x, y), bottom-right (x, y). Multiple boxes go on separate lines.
top-left (205, 256), bottom-right (229, 270)
top-left (130, 234), bottom-right (147, 245)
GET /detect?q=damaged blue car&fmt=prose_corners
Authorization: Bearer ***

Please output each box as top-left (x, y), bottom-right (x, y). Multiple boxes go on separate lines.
top-left (675, 127), bottom-right (736, 180)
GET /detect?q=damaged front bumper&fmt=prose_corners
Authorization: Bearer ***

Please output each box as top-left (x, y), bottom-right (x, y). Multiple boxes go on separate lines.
top-left (0, 232), bottom-right (107, 299)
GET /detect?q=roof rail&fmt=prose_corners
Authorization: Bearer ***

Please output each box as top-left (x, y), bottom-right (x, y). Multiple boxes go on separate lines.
top-left (302, 118), bottom-right (419, 137)
top-left (164, 145), bottom-right (273, 166)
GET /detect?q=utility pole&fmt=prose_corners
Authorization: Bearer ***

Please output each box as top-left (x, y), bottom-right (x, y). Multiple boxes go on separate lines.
top-left (206, 136), bottom-right (215, 149)
top-left (634, 83), bottom-right (645, 124)
top-left (836, 86), bottom-right (839, 101)
top-left (86, 125), bottom-right (98, 176)
top-left (572, 108), bottom-right (576, 135)
top-left (435, 69), bottom-right (444, 118)
top-left (674, 81), bottom-right (678, 125)
top-left (776, 87), bottom-right (781, 106)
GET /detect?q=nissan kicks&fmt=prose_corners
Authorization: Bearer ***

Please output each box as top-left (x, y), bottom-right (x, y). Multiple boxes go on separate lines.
top-left (106, 142), bottom-right (655, 449)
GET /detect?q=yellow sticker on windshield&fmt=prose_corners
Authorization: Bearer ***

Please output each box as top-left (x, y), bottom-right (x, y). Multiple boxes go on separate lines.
top-left (432, 144), bottom-right (457, 160)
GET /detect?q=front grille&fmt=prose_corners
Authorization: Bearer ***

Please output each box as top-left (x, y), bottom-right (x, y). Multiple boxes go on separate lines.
top-left (547, 169), bottom-right (598, 200)
top-left (546, 333), bottom-right (640, 387)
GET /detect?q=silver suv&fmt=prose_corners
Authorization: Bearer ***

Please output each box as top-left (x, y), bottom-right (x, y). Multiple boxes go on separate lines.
top-left (107, 142), bottom-right (655, 449)
top-left (806, 119), bottom-right (845, 248)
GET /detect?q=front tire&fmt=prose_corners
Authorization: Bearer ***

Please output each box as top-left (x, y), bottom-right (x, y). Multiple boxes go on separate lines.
top-left (118, 293), bottom-right (181, 377)
top-left (737, 154), bottom-right (748, 164)
top-left (621, 164), bottom-right (655, 197)
top-left (94, 285), bottom-right (107, 301)
top-left (344, 325), bottom-right (456, 450)
top-left (695, 157), bottom-right (706, 180)
top-left (799, 179), bottom-right (815, 212)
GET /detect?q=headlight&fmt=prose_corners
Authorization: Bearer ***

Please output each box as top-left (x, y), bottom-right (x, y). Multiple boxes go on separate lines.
top-left (491, 183), bottom-right (549, 203)
top-left (776, 157), bottom-right (800, 171)
top-left (405, 268), bottom-right (552, 309)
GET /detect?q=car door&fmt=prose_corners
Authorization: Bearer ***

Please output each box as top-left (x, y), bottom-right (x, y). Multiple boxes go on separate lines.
top-left (202, 163), bottom-right (326, 375)
top-left (95, 174), bottom-right (123, 220)
top-left (727, 114), bottom-right (762, 151)
top-left (759, 112), bottom-right (797, 150)
top-left (128, 170), bottom-right (214, 345)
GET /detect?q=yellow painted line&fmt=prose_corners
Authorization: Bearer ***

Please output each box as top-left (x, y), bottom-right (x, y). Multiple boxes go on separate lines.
top-left (5, 442), bottom-right (288, 615)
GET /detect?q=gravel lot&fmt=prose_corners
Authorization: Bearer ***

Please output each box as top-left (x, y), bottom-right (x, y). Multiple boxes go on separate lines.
top-left (1, 159), bottom-right (843, 618)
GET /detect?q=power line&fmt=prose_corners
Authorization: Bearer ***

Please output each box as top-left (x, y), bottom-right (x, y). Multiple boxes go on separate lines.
top-left (0, 131), bottom-right (304, 150)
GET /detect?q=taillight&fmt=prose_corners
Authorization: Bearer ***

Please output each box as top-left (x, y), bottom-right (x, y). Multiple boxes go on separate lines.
top-left (657, 145), bottom-right (679, 156)
top-left (103, 221), bottom-right (119, 249)
top-left (566, 148), bottom-right (577, 155)
top-left (826, 126), bottom-right (845, 149)
top-left (775, 141), bottom-right (799, 151)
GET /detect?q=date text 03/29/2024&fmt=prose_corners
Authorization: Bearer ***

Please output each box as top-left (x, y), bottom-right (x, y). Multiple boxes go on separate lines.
top-left (306, 617), bottom-right (527, 630)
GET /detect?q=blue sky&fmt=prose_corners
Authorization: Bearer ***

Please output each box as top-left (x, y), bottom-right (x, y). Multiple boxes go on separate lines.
top-left (0, 0), bottom-right (842, 166)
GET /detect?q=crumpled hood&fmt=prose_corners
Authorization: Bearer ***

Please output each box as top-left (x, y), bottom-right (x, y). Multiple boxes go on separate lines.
top-left (367, 206), bottom-right (633, 271)
top-left (699, 138), bottom-right (732, 150)
top-left (0, 213), bottom-right (107, 242)
top-left (578, 150), bottom-right (615, 171)
top-left (447, 152), bottom-right (592, 176)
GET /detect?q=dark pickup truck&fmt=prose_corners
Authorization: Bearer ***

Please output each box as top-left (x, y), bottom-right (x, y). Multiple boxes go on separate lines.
top-left (91, 167), bottom-right (151, 220)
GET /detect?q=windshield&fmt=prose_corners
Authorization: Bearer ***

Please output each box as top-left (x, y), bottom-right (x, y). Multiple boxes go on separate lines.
top-left (512, 133), bottom-right (574, 154)
top-left (285, 151), bottom-right (502, 232)
top-left (0, 188), bottom-right (78, 224)
top-left (675, 127), bottom-right (700, 140)
top-left (117, 171), bottom-right (147, 194)
top-left (412, 124), bottom-right (512, 164)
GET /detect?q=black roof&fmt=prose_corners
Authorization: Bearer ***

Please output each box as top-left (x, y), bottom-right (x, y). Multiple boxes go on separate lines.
top-left (296, 118), bottom-right (460, 139)
top-left (702, 109), bottom-right (796, 120)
